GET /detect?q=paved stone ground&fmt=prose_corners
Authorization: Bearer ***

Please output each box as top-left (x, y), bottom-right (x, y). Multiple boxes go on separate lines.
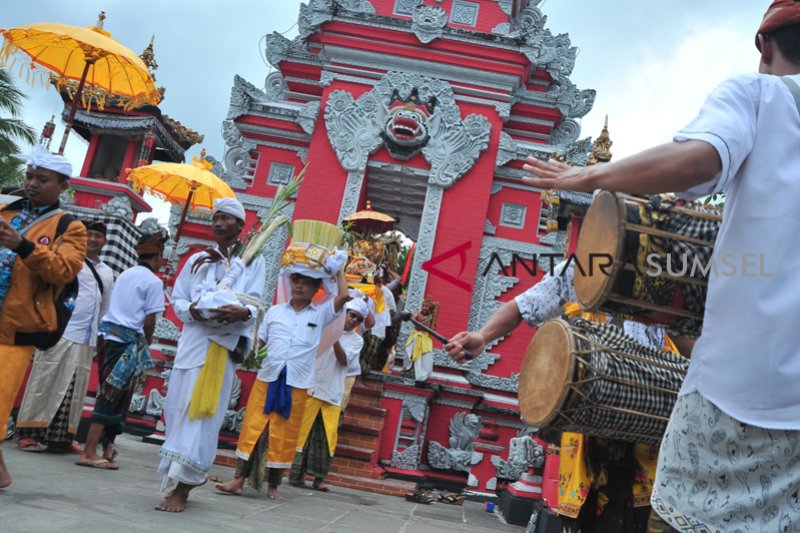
top-left (0, 434), bottom-right (522, 532)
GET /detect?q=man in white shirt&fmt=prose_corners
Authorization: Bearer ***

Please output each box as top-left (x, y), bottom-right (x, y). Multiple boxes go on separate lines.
top-left (76, 232), bottom-right (165, 470)
top-left (517, 3), bottom-right (800, 530)
top-left (156, 198), bottom-right (265, 513)
top-left (16, 220), bottom-right (113, 454)
top-left (288, 298), bottom-right (366, 491)
top-left (215, 256), bottom-right (350, 500)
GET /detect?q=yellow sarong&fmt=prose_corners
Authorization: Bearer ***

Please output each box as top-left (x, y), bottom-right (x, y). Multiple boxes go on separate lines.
top-left (295, 396), bottom-right (341, 456)
top-left (0, 344), bottom-right (34, 445)
top-left (188, 341), bottom-right (228, 420)
top-left (405, 330), bottom-right (433, 363)
top-left (236, 379), bottom-right (309, 468)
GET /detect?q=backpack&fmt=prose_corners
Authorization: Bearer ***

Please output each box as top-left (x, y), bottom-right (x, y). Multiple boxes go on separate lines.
top-left (14, 213), bottom-right (80, 350)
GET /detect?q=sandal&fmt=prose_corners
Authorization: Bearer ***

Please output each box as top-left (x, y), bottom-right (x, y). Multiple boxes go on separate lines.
top-left (438, 492), bottom-right (465, 505)
top-left (405, 489), bottom-right (434, 504)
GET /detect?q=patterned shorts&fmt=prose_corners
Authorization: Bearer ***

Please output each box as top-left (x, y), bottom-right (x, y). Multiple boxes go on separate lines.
top-left (651, 392), bottom-right (800, 532)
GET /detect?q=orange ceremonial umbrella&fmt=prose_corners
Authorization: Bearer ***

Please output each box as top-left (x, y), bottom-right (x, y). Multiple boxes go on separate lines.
top-left (343, 200), bottom-right (396, 234)
top-left (0, 11), bottom-right (160, 154)
top-left (128, 151), bottom-right (236, 283)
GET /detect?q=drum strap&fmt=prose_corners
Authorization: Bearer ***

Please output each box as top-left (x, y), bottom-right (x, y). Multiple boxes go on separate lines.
top-left (782, 77), bottom-right (800, 115)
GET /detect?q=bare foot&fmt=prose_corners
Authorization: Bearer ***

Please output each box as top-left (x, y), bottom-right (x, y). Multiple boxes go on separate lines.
top-left (215, 477), bottom-right (244, 496)
top-left (267, 485), bottom-right (282, 500)
top-left (0, 451), bottom-right (11, 489)
top-left (156, 483), bottom-right (192, 513)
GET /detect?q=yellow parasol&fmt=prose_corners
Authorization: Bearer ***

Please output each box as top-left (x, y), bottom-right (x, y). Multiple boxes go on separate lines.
top-left (0, 11), bottom-right (160, 154)
top-left (128, 150), bottom-right (235, 284)
top-left (343, 200), bottom-right (396, 234)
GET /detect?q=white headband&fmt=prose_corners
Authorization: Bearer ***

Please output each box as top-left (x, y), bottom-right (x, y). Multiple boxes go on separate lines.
top-left (13, 144), bottom-right (72, 178)
top-left (345, 297), bottom-right (368, 318)
top-left (213, 197), bottom-right (246, 221)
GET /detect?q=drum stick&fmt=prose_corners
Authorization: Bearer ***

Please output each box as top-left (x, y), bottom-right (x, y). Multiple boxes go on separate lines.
top-left (399, 311), bottom-right (474, 361)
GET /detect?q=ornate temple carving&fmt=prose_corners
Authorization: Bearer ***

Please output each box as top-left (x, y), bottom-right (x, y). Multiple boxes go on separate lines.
top-left (428, 412), bottom-right (483, 472)
top-left (324, 71), bottom-right (491, 188)
top-left (411, 5), bottom-right (448, 44)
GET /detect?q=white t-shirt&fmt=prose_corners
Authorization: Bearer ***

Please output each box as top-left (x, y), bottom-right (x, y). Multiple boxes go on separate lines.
top-left (370, 286), bottom-right (395, 339)
top-left (101, 265), bottom-right (164, 338)
top-left (63, 260), bottom-right (114, 346)
top-left (310, 329), bottom-right (363, 406)
top-left (258, 299), bottom-right (340, 389)
top-left (343, 329), bottom-right (365, 377)
top-left (674, 73), bottom-right (800, 429)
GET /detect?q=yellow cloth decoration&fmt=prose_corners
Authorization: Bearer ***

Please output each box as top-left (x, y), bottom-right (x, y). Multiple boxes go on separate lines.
top-left (350, 282), bottom-right (385, 313)
top-left (188, 341), bottom-right (228, 420)
top-left (556, 303), bottom-right (685, 516)
top-left (406, 330), bottom-right (433, 363)
top-left (280, 242), bottom-right (330, 269)
top-left (557, 432), bottom-right (590, 519)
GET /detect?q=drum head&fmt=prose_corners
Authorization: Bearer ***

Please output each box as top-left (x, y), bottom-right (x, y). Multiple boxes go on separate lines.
top-left (518, 319), bottom-right (576, 427)
top-left (574, 190), bottom-right (625, 310)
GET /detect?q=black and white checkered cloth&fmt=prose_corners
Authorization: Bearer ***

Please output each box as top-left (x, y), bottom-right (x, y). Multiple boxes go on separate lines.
top-left (553, 318), bottom-right (689, 445)
top-left (65, 208), bottom-right (142, 276)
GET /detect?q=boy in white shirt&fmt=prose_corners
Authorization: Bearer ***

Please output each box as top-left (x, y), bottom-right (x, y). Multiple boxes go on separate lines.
top-left (288, 298), bottom-right (366, 491)
top-left (215, 261), bottom-right (349, 500)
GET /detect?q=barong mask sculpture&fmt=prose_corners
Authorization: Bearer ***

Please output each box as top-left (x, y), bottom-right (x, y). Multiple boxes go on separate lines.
top-left (325, 71), bottom-right (491, 188)
top-left (381, 88), bottom-right (435, 160)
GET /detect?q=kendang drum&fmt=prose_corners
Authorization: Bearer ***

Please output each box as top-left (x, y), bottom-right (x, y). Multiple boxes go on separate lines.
top-left (573, 191), bottom-right (721, 337)
top-left (518, 318), bottom-right (689, 444)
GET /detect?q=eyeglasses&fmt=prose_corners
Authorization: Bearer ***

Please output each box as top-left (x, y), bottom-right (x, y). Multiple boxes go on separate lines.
top-left (347, 311), bottom-right (364, 323)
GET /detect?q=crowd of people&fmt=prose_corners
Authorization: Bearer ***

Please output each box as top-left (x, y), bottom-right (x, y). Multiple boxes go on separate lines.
top-left (0, 2), bottom-right (798, 530)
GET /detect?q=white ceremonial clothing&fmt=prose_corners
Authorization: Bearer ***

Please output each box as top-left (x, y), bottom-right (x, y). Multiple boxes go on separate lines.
top-left (159, 249), bottom-right (265, 486)
top-left (63, 260), bottom-right (114, 347)
top-left (101, 265), bottom-right (164, 341)
top-left (310, 329), bottom-right (362, 406)
top-left (257, 299), bottom-right (341, 389)
top-left (344, 329), bottom-right (364, 377)
top-left (170, 250), bottom-right (266, 369)
top-left (157, 357), bottom-right (236, 487)
top-left (673, 73), bottom-right (800, 429)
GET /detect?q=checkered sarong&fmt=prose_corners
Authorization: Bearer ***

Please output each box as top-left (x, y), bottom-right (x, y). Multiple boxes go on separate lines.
top-left (551, 319), bottom-right (689, 445)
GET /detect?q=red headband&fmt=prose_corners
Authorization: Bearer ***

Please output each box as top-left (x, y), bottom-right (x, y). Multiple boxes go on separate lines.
top-left (757, 0), bottom-right (800, 49)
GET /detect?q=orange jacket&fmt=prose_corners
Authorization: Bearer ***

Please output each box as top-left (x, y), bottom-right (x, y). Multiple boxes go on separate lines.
top-left (0, 200), bottom-right (86, 345)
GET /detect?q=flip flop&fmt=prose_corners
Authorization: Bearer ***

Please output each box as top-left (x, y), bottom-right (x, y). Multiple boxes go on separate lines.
top-left (438, 492), bottom-right (465, 505)
top-left (17, 439), bottom-right (46, 453)
top-left (311, 483), bottom-right (330, 492)
top-left (76, 458), bottom-right (119, 470)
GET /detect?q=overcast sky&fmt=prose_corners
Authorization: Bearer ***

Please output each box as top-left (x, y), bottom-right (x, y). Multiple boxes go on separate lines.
top-left (2, 1), bottom-right (768, 222)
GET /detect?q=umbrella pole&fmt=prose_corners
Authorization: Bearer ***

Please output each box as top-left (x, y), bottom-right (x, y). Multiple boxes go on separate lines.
top-left (163, 189), bottom-right (194, 285)
top-left (57, 60), bottom-right (92, 155)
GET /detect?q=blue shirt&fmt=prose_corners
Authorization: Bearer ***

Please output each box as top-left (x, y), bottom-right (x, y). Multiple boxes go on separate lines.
top-left (0, 200), bottom-right (49, 315)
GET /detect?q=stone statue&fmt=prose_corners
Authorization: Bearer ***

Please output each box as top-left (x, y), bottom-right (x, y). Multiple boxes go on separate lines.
top-left (427, 412), bottom-right (483, 472)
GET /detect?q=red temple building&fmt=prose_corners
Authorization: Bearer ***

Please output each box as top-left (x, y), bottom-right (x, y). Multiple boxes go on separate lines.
top-left (154, 0), bottom-right (599, 518)
top-left (17, 0), bottom-right (611, 526)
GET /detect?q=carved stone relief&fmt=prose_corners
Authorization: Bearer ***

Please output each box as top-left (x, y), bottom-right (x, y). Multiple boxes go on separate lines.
top-left (411, 5), bottom-right (447, 44)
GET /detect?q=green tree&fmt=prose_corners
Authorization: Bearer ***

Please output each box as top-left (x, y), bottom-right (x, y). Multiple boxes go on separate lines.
top-left (0, 153), bottom-right (25, 189)
top-left (0, 68), bottom-right (36, 187)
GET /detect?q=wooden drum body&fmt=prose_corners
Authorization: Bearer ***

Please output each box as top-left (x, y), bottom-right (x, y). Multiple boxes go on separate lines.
top-left (519, 319), bottom-right (689, 444)
top-left (573, 191), bottom-right (721, 336)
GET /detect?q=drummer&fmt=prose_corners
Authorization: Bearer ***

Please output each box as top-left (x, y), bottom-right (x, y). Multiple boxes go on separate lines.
top-left (446, 260), bottom-right (689, 533)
